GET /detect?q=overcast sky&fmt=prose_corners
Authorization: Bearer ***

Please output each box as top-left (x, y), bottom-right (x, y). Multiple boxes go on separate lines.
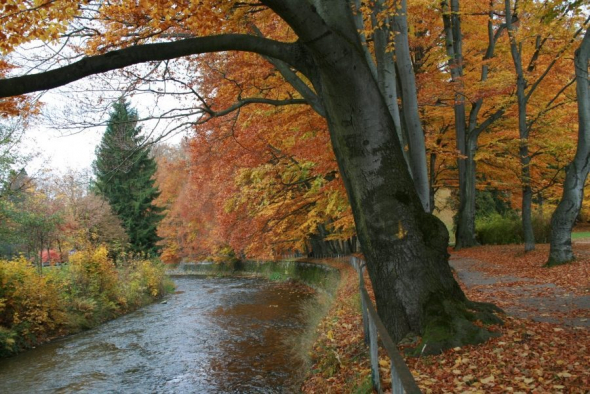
top-left (22, 76), bottom-right (191, 177)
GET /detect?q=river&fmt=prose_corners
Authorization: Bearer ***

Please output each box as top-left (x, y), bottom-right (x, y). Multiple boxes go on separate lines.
top-left (0, 276), bottom-right (315, 393)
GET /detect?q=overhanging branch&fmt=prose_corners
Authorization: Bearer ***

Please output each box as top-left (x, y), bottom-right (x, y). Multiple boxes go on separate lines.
top-left (0, 34), bottom-right (303, 98)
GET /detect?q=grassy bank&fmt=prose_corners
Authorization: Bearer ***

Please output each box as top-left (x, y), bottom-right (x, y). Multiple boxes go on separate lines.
top-left (0, 246), bottom-right (174, 357)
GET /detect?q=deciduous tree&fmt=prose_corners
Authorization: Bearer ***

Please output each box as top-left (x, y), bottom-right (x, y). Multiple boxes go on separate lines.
top-left (0, 0), bottom-right (502, 351)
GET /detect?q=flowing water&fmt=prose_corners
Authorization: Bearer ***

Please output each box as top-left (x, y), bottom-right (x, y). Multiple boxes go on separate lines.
top-left (0, 276), bottom-right (314, 393)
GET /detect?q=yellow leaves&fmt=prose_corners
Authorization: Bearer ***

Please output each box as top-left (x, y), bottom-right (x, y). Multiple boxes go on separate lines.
top-left (0, 0), bottom-right (86, 54)
top-left (479, 375), bottom-right (495, 384)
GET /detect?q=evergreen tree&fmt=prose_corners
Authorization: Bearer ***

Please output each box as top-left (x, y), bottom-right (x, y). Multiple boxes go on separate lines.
top-left (93, 99), bottom-right (163, 255)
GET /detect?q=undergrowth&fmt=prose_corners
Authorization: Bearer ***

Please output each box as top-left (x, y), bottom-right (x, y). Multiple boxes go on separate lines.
top-left (0, 246), bottom-right (173, 357)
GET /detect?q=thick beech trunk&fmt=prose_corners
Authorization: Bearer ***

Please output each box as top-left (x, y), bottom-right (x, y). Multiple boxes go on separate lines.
top-left (549, 29), bottom-right (590, 265)
top-left (283, 3), bottom-right (500, 351)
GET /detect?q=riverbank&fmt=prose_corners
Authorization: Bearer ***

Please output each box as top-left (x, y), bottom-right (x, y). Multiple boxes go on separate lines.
top-left (167, 259), bottom-right (341, 293)
top-left (0, 247), bottom-right (174, 358)
top-left (0, 276), bottom-right (314, 392)
top-left (168, 258), bottom-right (369, 391)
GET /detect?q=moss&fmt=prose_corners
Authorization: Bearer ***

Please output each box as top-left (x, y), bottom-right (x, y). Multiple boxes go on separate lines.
top-left (410, 296), bottom-right (503, 356)
top-left (545, 256), bottom-right (575, 267)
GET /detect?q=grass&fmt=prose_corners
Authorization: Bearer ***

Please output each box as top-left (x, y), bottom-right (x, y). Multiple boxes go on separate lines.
top-left (571, 231), bottom-right (590, 239)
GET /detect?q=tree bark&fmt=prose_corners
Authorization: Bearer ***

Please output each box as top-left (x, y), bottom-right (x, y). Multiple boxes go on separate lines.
top-left (441, 0), bottom-right (476, 249)
top-left (267, 0), bottom-right (500, 351)
top-left (443, 2), bottom-right (506, 249)
top-left (506, 0), bottom-right (535, 252)
top-left (392, 0), bottom-right (431, 213)
top-left (548, 28), bottom-right (590, 265)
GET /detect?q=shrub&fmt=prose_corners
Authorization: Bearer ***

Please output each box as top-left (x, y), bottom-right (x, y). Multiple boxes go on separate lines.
top-left (476, 213), bottom-right (522, 245)
top-left (0, 257), bottom-right (68, 353)
top-left (475, 213), bottom-right (552, 245)
top-left (0, 247), bottom-right (172, 357)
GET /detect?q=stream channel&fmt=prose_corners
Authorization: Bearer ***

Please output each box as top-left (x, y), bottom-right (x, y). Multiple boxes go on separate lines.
top-left (0, 276), bottom-right (315, 393)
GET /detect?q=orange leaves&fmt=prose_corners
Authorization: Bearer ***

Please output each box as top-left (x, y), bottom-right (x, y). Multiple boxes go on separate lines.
top-left (409, 316), bottom-right (589, 393)
top-left (0, 0), bottom-right (85, 54)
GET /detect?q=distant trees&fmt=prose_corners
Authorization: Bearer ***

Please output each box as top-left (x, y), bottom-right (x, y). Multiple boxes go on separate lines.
top-left (93, 99), bottom-right (163, 255)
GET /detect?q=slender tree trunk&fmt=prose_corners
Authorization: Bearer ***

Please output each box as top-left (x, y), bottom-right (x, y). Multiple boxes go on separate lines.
top-left (521, 151), bottom-right (536, 252)
top-left (392, 0), bottom-right (430, 212)
top-left (460, 137), bottom-right (478, 245)
top-left (506, 0), bottom-right (535, 251)
top-left (442, 0), bottom-right (477, 249)
top-left (548, 29), bottom-right (590, 265)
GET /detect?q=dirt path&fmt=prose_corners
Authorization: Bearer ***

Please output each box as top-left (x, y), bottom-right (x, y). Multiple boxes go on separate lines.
top-left (450, 256), bottom-right (590, 328)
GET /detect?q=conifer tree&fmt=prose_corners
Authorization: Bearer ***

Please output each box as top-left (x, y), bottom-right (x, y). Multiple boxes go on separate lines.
top-left (93, 99), bottom-right (163, 255)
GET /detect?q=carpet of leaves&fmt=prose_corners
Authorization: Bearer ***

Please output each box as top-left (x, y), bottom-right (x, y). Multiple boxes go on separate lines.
top-left (453, 243), bottom-right (590, 296)
top-left (301, 247), bottom-right (589, 393)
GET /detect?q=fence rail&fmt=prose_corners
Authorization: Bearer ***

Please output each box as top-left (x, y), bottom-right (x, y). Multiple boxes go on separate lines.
top-left (350, 257), bottom-right (422, 394)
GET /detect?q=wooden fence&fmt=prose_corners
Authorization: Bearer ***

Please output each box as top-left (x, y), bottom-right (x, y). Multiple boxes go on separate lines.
top-left (350, 256), bottom-right (422, 394)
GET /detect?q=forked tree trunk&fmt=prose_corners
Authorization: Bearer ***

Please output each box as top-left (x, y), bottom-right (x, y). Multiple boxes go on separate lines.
top-left (548, 29), bottom-right (590, 265)
top-left (445, 1), bottom-right (505, 249)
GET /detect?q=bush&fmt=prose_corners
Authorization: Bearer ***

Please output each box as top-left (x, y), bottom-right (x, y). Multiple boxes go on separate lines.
top-left (0, 257), bottom-right (68, 354)
top-left (0, 246), bottom-right (172, 357)
top-left (475, 213), bottom-right (552, 245)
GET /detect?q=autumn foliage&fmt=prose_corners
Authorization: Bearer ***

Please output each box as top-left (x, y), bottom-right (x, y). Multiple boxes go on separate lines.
top-left (146, 1), bottom-right (586, 263)
top-left (0, 247), bottom-right (171, 357)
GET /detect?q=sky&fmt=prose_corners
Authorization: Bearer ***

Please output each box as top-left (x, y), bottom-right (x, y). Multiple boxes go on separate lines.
top-left (21, 77), bottom-right (190, 177)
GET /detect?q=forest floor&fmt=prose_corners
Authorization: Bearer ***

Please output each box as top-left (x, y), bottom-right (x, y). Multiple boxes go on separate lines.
top-left (301, 244), bottom-right (590, 393)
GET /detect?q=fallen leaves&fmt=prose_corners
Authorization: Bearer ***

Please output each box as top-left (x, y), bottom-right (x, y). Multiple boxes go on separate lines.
top-left (302, 250), bottom-right (589, 393)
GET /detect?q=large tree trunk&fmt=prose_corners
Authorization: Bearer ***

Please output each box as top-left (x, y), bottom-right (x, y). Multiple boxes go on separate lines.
top-left (0, 0), bottom-right (502, 353)
top-left (548, 29), bottom-right (590, 265)
top-left (277, 1), bottom-right (501, 352)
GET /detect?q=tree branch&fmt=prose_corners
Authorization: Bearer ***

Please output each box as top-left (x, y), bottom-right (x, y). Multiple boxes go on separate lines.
top-left (0, 34), bottom-right (303, 98)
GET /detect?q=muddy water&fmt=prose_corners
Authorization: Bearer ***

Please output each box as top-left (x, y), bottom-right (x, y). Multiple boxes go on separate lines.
top-left (0, 277), bottom-right (314, 393)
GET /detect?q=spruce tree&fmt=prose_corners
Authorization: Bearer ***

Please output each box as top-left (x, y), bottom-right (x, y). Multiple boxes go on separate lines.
top-left (93, 99), bottom-right (163, 255)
